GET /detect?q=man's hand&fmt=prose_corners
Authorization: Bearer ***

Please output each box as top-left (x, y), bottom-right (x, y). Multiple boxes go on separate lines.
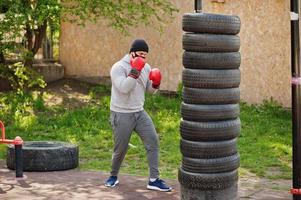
top-left (129, 57), bottom-right (146, 79)
top-left (149, 68), bottom-right (161, 89)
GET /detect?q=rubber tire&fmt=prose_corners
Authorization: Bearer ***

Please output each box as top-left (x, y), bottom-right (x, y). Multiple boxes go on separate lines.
top-left (6, 141), bottom-right (79, 171)
top-left (182, 13), bottom-right (241, 35)
top-left (180, 138), bottom-right (237, 159)
top-left (181, 103), bottom-right (240, 122)
top-left (183, 51), bottom-right (241, 70)
top-left (180, 118), bottom-right (241, 141)
top-left (183, 33), bottom-right (240, 53)
top-left (178, 167), bottom-right (238, 190)
top-left (182, 153), bottom-right (240, 173)
top-left (180, 183), bottom-right (239, 200)
top-left (182, 69), bottom-right (240, 89)
top-left (182, 87), bottom-right (240, 105)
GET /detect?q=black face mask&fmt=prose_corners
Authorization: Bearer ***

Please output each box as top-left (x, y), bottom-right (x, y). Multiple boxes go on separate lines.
top-left (133, 52), bottom-right (146, 59)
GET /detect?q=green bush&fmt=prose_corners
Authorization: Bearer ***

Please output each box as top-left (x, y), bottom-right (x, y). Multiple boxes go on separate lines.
top-left (0, 62), bottom-right (46, 92)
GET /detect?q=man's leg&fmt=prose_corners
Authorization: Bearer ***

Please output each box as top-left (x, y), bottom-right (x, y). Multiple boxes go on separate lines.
top-left (110, 112), bottom-right (135, 176)
top-left (134, 110), bottom-right (159, 179)
top-left (134, 110), bottom-right (172, 192)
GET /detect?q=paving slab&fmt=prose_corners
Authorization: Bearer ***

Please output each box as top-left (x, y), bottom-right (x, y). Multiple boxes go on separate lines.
top-left (0, 161), bottom-right (292, 200)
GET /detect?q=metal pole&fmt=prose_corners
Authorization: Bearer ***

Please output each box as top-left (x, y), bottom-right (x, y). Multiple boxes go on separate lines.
top-left (15, 144), bottom-right (23, 178)
top-left (195, 0), bottom-right (202, 13)
top-left (291, 0), bottom-right (301, 199)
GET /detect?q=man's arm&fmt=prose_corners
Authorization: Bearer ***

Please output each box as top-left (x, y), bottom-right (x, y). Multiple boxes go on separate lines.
top-left (110, 64), bottom-right (137, 94)
top-left (146, 79), bottom-right (158, 94)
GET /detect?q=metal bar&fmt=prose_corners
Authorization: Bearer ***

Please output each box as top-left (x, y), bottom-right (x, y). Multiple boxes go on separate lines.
top-left (195, 0), bottom-right (202, 13)
top-left (0, 121), bottom-right (5, 140)
top-left (15, 144), bottom-right (23, 178)
top-left (0, 139), bottom-right (15, 144)
top-left (0, 121), bottom-right (24, 178)
top-left (291, 0), bottom-right (301, 199)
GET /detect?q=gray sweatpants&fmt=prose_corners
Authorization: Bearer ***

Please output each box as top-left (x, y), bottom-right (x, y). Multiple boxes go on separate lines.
top-left (109, 110), bottom-right (159, 179)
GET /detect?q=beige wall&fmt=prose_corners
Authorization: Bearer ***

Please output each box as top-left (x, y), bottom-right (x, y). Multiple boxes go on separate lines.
top-left (60, 0), bottom-right (292, 107)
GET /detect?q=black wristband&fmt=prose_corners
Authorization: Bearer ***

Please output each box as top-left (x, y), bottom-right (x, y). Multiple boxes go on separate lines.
top-left (129, 68), bottom-right (140, 79)
top-left (152, 84), bottom-right (160, 89)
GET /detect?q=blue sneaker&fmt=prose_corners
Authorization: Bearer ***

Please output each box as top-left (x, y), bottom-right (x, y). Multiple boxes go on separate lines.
top-left (147, 178), bottom-right (172, 192)
top-left (105, 176), bottom-right (119, 187)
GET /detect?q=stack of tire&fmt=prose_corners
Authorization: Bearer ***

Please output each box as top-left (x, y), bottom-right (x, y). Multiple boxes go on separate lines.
top-left (178, 13), bottom-right (241, 200)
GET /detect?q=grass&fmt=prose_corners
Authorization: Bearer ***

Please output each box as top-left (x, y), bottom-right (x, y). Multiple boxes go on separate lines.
top-left (0, 81), bottom-right (292, 180)
top-left (239, 101), bottom-right (291, 179)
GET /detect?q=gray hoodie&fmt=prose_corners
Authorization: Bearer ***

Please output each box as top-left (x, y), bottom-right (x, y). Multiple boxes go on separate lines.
top-left (110, 54), bottom-right (157, 113)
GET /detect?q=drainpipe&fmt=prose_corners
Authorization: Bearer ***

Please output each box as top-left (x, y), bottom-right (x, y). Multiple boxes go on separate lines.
top-left (290, 0), bottom-right (301, 199)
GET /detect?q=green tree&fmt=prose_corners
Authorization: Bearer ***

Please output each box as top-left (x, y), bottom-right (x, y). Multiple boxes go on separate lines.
top-left (0, 0), bottom-right (177, 90)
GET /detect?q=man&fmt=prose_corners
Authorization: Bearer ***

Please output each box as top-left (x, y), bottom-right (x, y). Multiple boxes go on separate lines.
top-left (105, 39), bottom-right (172, 192)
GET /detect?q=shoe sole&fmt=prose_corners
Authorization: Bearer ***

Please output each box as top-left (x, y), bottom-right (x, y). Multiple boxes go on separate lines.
top-left (147, 185), bottom-right (172, 192)
top-left (105, 180), bottom-right (119, 188)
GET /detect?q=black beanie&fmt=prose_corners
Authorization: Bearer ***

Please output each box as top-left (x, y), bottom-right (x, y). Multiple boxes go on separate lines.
top-left (130, 39), bottom-right (149, 53)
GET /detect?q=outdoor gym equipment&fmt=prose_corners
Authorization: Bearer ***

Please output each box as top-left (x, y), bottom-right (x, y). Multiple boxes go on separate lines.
top-left (179, 0), bottom-right (241, 199)
top-left (0, 121), bottom-right (23, 178)
top-left (181, 0), bottom-right (301, 199)
top-left (291, 0), bottom-right (301, 199)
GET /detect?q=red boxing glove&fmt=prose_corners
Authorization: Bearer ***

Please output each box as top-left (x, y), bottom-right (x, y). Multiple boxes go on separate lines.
top-left (149, 68), bottom-right (161, 89)
top-left (129, 57), bottom-right (146, 79)
top-left (130, 57), bottom-right (145, 71)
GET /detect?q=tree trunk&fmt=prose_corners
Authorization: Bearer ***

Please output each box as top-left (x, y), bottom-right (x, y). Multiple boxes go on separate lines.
top-left (0, 50), bottom-right (5, 65)
top-left (25, 25), bottom-right (33, 52)
top-left (32, 20), bottom-right (47, 56)
top-left (24, 24), bottom-right (34, 67)
top-left (24, 20), bottom-right (47, 67)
